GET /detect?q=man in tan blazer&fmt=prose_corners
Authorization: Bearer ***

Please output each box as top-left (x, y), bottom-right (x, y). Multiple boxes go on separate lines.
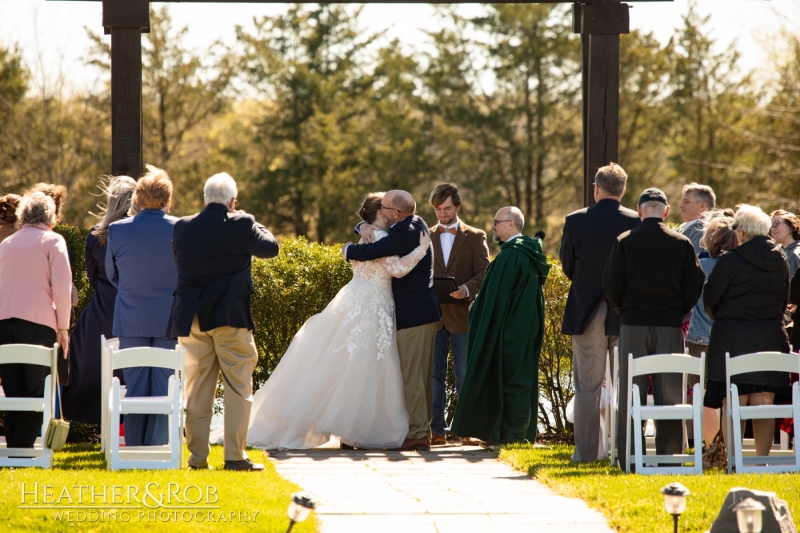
top-left (428, 183), bottom-right (491, 445)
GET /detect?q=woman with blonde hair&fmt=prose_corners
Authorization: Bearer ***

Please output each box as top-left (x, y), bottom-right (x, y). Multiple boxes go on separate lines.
top-left (61, 176), bottom-right (137, 424)
top-left (0, 192), bottom-right (73, 448)
top-left (704, 204), bottom-right (791, 457)
top-left (105, 166), bottom-right (179, 446)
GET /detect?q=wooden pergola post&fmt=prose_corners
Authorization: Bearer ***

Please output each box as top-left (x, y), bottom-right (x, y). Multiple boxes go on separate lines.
top-left (51, 0), bottom-right (664, 205)
top-left (574, 1), bottom-right (629, 207)
top-left (104, 0), bottom-right (149, 178)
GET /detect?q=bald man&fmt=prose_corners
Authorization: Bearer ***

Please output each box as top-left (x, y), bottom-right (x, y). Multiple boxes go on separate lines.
top-left (451, 207), bottom-right (551, 444)
top-left (343, 190), bottom-right (441, 451)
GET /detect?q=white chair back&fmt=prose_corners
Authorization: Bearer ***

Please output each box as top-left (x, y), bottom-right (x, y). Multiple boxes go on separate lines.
top-left (106, 344), bottom-right (185, 471)
top-left (625, 352), bottom-right (705, 475)
top-left (100, 335), bottom-right (119, 455)
top-left (725, 351), bottom-right (800, 473)
top-left (0, 343), bottom-right (58, 468)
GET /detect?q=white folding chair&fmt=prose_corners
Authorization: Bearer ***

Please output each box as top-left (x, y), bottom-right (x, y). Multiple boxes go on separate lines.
top-left (608, 346), bottom-right (619, 466)
top-left (107, 345), bottom-right (185, 470)
top-left (0, 344), bottom-right (58, 468)
top-left (100, 335), bottom-right (120, 456)
top-left (725, 351), bottom-right (800, 474)
top-left (626, 352), bottom-right (704, 474)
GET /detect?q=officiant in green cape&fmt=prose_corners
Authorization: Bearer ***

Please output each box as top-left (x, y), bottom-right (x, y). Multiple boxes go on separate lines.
top-left (451, 206), bottom-right (551, 445)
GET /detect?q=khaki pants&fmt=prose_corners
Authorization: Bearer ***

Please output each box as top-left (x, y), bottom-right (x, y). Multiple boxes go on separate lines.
top-left (396, 322), bottom-right (438, 440)
top-left (571, 303), bottom-right (618, 463)
top-left (180, 315), bottom-right (258, 467)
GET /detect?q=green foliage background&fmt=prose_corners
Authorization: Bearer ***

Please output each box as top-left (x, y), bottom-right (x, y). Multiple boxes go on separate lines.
top-left (56, 227), bottom-right (574, 436)
top-left (4, 3), bottom-right (800, 258)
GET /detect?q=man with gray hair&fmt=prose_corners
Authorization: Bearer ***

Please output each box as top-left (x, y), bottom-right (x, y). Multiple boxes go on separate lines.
top-left (679, 183), bottom-right (716, 253)
top-left (602, 188), bottom-right (704, 470)
top-left (560, 162), bottom-right (640, 463)
top-left (167, 172), bottom-right (279, 471)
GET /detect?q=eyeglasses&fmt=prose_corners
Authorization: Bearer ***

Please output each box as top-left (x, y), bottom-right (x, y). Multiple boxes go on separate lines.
top-left (492, 219), bottom-right (513, 226)
top-left (772, 220), bottom-right (784, 229)
top-left (379, 204), bottom-right (402, 214)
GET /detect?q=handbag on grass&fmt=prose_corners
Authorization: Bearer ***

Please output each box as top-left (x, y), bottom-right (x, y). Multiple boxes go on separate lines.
top-left (46, 369), bottom-right (70, 451)
top-left (702, 429), bottom-right (726, 470)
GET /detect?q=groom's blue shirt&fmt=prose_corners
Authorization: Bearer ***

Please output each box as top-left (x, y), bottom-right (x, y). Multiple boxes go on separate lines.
top-left (346, 215), bottom-right (440, 330)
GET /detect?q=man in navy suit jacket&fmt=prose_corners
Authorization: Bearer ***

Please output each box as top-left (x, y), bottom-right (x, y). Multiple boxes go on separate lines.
top-left (106, 167), bottom-right (179, 447)
top-left (560, 163), bottom-right (640, 463)
top-left (343, 190), bottom-right (440, 450)
top-left (167, 172), bottom-right (279, 471)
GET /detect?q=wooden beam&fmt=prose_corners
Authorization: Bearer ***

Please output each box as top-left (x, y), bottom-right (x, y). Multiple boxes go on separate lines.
top-left (110, 27), bottom-right (143, 178)
top-left (103, 0), bottom-right (150, 31)
top-left (581, 4), bottom-right (629, 35)
top-left (584, 33), bottom-right (620, 207)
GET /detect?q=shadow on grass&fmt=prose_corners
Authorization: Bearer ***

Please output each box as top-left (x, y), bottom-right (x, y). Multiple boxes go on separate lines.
top-left (54, 443), bottom-right (107, 470)
top-left (498, 443), bottom-right (624, 480)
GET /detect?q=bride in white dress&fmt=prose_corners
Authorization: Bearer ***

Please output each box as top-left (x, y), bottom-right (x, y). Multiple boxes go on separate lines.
top-left (218, 193), bottom-right (431, 450)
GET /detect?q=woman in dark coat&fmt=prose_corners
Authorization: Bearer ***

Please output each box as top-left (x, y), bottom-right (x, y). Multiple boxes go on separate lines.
top-left (61, 177), bottom-right (137, 424)
top-left (703, 204), bottom-right (791, 457)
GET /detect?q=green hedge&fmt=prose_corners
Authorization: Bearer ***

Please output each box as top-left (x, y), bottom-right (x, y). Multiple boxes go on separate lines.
top-left (55, 226), bottom-right (573, 437)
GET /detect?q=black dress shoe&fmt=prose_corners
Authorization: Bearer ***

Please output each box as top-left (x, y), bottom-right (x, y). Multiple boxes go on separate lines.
top-left (223, 459), bottom-right (265, 471)
top-left (188, 464), bottom-right (214, 470)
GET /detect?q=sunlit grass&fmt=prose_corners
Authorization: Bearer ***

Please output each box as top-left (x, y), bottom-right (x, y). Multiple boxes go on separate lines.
top-left (499, 443), bottom-right (800, 532)
top-left (0, 443), bottom-right (316, 532)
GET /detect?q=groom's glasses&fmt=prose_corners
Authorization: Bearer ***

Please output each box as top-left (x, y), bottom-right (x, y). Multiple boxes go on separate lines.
top-left (380, 204), bottom-right (402, 215)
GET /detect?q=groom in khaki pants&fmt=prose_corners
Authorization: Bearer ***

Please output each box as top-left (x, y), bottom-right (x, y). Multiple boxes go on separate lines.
top-left (344, 190), bottom-right (441, 450)
top-left (166, 173), bottom-right (279, 470)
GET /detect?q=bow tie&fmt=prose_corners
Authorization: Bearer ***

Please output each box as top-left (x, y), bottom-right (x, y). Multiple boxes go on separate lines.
top-left (438, 226), bottom-right (456, 235)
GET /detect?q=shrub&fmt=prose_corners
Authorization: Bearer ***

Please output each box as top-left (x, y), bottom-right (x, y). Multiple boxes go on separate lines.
top-left (54, 224), bottom-right (93, 329)
top-left (250, 236), bottom-right (353, 387)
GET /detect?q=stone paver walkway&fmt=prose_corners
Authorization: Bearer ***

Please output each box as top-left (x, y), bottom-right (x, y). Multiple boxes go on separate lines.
top-left (270, 444), bottom-right (613, 533)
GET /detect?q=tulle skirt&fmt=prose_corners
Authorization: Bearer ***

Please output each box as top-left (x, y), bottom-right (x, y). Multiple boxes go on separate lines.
top-left (211, 277), bottom-right (409, 450)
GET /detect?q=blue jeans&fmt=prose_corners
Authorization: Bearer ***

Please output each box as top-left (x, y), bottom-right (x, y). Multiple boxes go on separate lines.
top-left (431, 328), bottom-right (468, 437)
top-left (118, 336), bottom-right (176, 447)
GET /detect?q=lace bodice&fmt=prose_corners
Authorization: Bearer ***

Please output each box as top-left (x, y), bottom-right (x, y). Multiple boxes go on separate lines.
top-left (333, 230), bottom-right (430, 361)
top-left (351, 230), bottom-right (428, 286)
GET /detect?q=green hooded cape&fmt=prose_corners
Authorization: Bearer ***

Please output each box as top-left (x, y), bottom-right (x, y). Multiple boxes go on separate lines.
top-left (451, 234), bottom-right (551, 444)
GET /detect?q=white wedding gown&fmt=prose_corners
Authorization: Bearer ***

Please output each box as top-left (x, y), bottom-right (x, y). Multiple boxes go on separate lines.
top-left (209, 230), bottom-right (426, 450)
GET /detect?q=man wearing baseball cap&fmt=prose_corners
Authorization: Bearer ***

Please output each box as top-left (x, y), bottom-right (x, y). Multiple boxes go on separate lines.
top-left (601, 187), bottom-right (705, 470)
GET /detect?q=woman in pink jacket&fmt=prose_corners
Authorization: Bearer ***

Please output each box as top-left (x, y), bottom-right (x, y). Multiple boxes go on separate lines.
top-left (0, 192), bottom-right (72, 449)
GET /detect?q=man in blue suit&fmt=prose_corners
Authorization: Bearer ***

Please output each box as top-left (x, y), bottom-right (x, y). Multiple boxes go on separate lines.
top-left (106, 166), bottom-right (179, 447)
top-left (343, 190), bottom-right (441, 451)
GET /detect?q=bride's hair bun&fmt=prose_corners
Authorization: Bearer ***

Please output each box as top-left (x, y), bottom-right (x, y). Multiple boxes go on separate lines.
top-left (358, 192), bottom-right (385, 224)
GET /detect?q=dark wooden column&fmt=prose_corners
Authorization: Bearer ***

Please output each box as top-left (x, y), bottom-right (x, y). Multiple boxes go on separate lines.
top-left (103, 0), bottom-right (150, 178)
top-left (573, 1), bottom-right (629, 207)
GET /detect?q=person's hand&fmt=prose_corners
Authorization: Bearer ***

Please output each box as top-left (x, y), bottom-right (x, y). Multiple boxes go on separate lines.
top-left (419, 231), bottom-right (431, 249)
top-left (341, 242), bottom-right (352, 260)
top-left (361, 224), bottom-right (377, 243)
top-left (450, 285), bottom-right (468, 299)
top-left (788, 304), bottom-right (797, 314)
top-left (71, 283), bottom-right (79, 307)
top-left (57, 329), bottom-right (69, 359)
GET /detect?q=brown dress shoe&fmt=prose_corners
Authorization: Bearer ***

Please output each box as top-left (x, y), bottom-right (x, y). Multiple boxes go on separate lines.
top-left (398, 437), bottom-right (430, 451)
top-left (430, 434), bottom-right (447, 446)
top-left (223, 459), bottom-right (265, 471)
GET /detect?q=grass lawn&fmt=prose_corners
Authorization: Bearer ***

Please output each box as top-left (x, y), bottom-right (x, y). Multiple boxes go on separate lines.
top-left (0, 443), bottom-right (317, 532)
top-left (498, 443), bottom-right (800, 532)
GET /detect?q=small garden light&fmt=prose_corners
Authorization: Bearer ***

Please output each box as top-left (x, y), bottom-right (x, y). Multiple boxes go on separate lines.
top-left (732, 498), bottom-right (766, 533)
top-left (286, 492), bottom-right (316, 533)
top-left (661, 482), bottom-right (690, 533)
